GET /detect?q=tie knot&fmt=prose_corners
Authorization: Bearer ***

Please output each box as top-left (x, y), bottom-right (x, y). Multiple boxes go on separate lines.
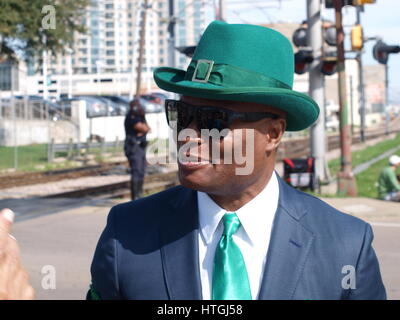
top-left (222, 213), bottom-right (241, 237)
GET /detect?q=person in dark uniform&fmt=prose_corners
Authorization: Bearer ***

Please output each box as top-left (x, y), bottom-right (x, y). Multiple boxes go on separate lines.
top-left (124, 98), bottom-right (151, 200)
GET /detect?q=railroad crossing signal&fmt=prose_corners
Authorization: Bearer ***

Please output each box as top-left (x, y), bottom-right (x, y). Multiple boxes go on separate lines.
top-left (373, 40), bottom-right (400, 65)
top-left (294, 49), bottom-right (314, 75)
top-left (325, 0), bottom-right (375, 8)
top-left (320, 56), bottom-right (337, 76)
top-left (292, 27), bottom-right (308, 47)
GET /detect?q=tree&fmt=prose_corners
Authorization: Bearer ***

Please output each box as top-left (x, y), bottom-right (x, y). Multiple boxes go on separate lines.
top-left (0, 0), bottom-right (89, 64)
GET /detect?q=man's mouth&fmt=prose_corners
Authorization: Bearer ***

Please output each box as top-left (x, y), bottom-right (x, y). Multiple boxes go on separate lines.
top-left (178, 154), bottom-right (211, 167)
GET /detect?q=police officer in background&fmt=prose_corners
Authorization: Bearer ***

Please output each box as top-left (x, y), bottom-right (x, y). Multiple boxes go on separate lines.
top-left (124, 98), bottom-right (151, 200)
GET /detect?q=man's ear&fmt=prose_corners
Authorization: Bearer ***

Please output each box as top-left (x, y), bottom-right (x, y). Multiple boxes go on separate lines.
top-left (265, 118), bottom-right (286, 153)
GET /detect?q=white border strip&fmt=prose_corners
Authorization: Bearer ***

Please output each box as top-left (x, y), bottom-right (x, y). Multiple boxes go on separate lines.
top-left (370, 222), bottom-right (400, 228)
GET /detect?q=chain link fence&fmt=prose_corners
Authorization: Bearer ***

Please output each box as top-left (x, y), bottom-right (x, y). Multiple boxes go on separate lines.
top-left (0, 97), bottom-right (167, 173)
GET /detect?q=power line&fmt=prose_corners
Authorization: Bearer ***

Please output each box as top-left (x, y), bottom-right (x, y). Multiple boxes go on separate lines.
top-left (230, 9), bottom-right (251, 24)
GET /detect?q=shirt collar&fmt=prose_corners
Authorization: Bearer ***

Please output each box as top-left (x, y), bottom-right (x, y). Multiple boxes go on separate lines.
top-left (197, 171), bottom-right (280, 246)
top-left (197, 190), bottom-right (226, 245)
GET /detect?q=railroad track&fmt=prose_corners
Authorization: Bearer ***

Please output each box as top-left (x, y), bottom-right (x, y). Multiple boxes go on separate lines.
top-left (44, 127), bottom-right (400, 199)
top-left (0, 161), bottom-right (128, 190)
top-left (278, 127), bottom-right (400, 160)
top-left (1, 123), bottom-right (399, 195)
top-left (44, 170), bottom-right (179, 199)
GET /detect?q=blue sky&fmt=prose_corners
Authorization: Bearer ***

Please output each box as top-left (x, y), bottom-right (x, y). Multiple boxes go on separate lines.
top-left (204, 0), bottom-right (400, 103)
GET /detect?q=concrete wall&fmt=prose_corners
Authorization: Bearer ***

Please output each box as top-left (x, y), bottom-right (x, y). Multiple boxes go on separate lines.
top-left (70, 100), bottom-right (169, 143)
top-left (80, 113), bottom-right (169, 143)
top-left (0, 100), bottom-right (170, 146)
top-left (0, 120), bottom-right (49, 146)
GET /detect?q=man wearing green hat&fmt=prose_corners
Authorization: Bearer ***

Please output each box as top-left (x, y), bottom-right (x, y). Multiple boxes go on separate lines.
top-left (89, 21), bottom-right (386, 300)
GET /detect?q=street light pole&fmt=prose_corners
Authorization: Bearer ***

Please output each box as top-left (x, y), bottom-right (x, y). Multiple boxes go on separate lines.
top-left (356, 6), bottom-right (366, 142)
top-left (42, 35), bottom-right (49, 101)
top-left (219, 0), bottom-right (227, 21)
top-left (334, 0), bottom-right (357, 196)
top-left (167, 0), bottom-right (176, 70)
top-left (135, 0), bottom-right (149, 97)
top-left (385, 63), bottom-right (390, 135)
top-left (96, 60), bottom-right (102, 96)
top-left (66, 48), bottom-right (73, 99)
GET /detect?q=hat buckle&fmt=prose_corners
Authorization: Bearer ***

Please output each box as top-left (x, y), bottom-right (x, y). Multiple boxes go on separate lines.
top-left (191, 59), bottom-right (214, 83)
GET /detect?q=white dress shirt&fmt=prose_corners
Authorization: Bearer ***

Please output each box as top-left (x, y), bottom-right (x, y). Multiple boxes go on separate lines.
top-left (197, 171), bottom-right (279, 300)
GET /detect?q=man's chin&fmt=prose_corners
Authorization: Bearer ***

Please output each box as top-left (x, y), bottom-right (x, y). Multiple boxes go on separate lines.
top-left (178, 169), bottom-right (214, 193)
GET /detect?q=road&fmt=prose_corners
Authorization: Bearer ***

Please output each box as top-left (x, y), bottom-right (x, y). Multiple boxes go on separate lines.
top-left (10, 196), bottom-right (400, 300)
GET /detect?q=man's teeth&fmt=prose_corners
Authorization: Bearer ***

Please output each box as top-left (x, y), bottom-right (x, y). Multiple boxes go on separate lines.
top-left (181, 159), bottom-right (209, 164)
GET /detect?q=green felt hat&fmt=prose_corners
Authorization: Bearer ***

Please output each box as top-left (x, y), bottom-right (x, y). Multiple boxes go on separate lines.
top-left (153, 20), bottom-right (319, 131)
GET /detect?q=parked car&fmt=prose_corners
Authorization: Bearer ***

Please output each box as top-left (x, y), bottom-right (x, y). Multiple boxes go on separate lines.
top-left (139, 97), bottom-right (163, 113)
top-left (14, 95), bottom-right (64, 121)
top-left (150, 92), bottom-right (169, 101)
top-left (59, 96), bottom-right (108, 118)
top-left (140, 94), bottom-right (162, 105)
top-left (76, 95), bottom-right (122, 116)
top-left (101, 95), bottom-right (129, 115)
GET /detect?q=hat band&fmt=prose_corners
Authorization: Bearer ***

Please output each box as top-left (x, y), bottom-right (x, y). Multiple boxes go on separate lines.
top-left (185, 60), bottom-right (291, 90)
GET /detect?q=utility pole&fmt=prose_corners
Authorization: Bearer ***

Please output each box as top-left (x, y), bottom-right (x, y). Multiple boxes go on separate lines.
top-left (219, 0), bottom-right (227, 21)
top-left (42, 35), bottom-right (49, 100)
top-left (334, 0), bottom-right (357, 196)
top-left (385, 63), bottom-right (389, 135)
top-left (356, 6), bottom-right (366, 142)
top-left (167, 0), bottom-right (176, 69)
top-left (96, 60), bottom-right (102, 96)
top-left (66, 47), bottom-right (73, 99)
top-left (307, 0), bottom-right (330, 184)
top-left (135, 0), bottom-right (149, 97)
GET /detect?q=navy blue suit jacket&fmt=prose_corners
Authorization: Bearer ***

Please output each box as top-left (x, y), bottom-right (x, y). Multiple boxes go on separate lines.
top-left (89, 175), bottom-right (386, 300)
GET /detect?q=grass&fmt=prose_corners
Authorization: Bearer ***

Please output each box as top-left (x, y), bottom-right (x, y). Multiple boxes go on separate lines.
top-left (328, 133), bottom-right (400, 177)
top-left (0, 137), bottom-right (166, 173)
top-left (304, 134), bottom-right (400, 199)
top-left (355, 151), bottom-right (400, 198)
top-left (0, 143), bottom-right (125, 172)
top-left (0, 144), bottom-right (48, 171)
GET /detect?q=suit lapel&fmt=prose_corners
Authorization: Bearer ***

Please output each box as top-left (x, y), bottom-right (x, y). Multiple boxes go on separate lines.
top-left (258, 175), bottom-right (315, 300)
top-left (160, 187), bottom-right (203, 300)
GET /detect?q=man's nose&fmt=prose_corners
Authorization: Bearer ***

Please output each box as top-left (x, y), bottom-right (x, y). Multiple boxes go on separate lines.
top-left (185, 117), bottom-right (200, 136)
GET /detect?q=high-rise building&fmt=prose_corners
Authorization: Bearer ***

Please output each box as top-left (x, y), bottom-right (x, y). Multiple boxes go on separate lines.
top-left (28, 0), bottom-right (206, 97)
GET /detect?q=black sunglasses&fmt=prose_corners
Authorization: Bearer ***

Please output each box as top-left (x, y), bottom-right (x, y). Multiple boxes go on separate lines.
top-left (165, 99), bottom-right (279, 132)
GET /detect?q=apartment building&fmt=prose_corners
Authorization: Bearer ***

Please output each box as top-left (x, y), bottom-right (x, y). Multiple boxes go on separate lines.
top-left (27, 0), bottom-right (206, 97)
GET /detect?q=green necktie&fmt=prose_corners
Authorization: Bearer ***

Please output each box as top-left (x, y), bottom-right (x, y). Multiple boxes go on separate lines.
top-left (212, 213), bottom-right (252, 300)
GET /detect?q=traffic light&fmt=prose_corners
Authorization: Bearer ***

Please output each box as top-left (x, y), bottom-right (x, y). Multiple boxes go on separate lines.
top-left (352, 0), bottom-right (376, 5)
top-left (294, 49), bottom-right (314, 75)
top-left (351, 24), bottom-right (363, 51)
top-left (325, 0), bottom-right (375, 8)
top-left (373, 41), bottom-right (400, 65)
top-left (325, 0), bottom-right (349, 8)
top-left (320, 56), bottom-right (337, 76)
